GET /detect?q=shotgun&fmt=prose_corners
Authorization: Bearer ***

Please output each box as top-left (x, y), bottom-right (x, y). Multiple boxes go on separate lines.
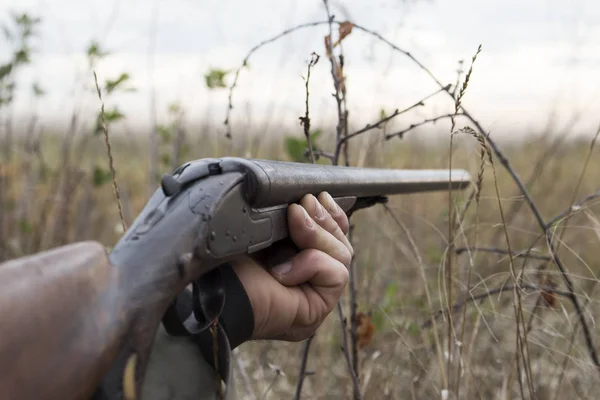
top-left (0, 157), bottom-right (471, 400)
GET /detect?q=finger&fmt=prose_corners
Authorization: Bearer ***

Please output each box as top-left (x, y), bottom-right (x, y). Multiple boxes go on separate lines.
top-left (287, 203), bottom-right (352, 267)
top-left (271, 249), bottom-right (349, 308)
top-left (318, 192), bottom-right (350, 235)
top-left (300, 194), bottom-right (352, 256)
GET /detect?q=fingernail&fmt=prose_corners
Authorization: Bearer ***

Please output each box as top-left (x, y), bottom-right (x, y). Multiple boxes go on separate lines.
top-left (315, 200), bottom-right (325, 219)
top-left (324, 192), bottom-right (339, 215)
top-left (271, 261), bottom-right (292, 276)
top-left (303, 208), bottom-right (314, 228)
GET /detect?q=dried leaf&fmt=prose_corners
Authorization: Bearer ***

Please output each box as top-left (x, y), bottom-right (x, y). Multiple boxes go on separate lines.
top-left (356, 312), bottom-right (375, 349)
top-left (336, 21), bottom-right (354, 45)
top-left (540, 276), bottom-right (558, 308)
top-left (324, 35), bottom-right (332, 58)
top-left (334, 61), bottom-right (346, 94)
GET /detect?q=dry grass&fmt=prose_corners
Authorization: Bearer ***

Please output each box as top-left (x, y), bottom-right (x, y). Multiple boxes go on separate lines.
top-left (1, 126), bottom-right (599, 399)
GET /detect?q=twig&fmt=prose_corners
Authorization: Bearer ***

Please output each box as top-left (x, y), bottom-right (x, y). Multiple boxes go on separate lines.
top-left (93, 71), bottom-right (127, 233)
top-left (421, 283), bottom-right (574, 329)
top-left (455, 247), bottom-right (552, 261)
top-left (294, 335), bottom-right (315, 400)
top-left (321, 1), bottom-right (346, 167)
top-left (304, 148), bottom-right (334, 162)
top-left (347, 226), bottom-right (359, 384)
top-left (262, 366), bottom-right (282, 400)
top-left (294, 48), bottom-right (323, 395)
top-left (147, 0), bottom-right (159, 197)
top-left (385, 113), bottom-right (464, 141)
top-left (337, 86), bottom-right (450, 148)
top-left (224, 20), bottom-right (335, 139)
top-left (337, 303), bottom-right (363, 400)
top-left (299, 52), bottom-right (320, 163)
top-left (546, 190), bottom-right (600, 229)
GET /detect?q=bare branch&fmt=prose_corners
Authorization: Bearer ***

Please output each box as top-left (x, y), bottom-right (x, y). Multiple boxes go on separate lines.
top-left (337, 303), bottom-right (363, 400)
top-left (337, 85), bottom-right (450, 147)
top-left (294, 335), bottom-right (315, 400)
top-left (224, 20), bottom-right (334, 139)
top-left (422, 283), bottom-right (574, 329)
top-left (299, 52), bottom-right (320, 164)
top-left (385, 113), bottom-right (464, 141)
top-left (547, 190), bottom-right (600, 229)
top-left (455, 247), bottom-right (552, 261)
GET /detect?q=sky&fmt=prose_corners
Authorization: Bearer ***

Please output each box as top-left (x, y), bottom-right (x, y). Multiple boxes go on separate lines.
top-left (1, 0), bottom-right (600, 139)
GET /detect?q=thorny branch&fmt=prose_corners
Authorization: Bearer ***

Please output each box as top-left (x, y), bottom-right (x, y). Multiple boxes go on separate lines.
top-left (335, 85), bottom-right (450, 149)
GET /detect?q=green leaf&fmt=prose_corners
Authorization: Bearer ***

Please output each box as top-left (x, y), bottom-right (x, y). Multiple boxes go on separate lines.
top-left (93, 166), bottom-right (112, 187)
top-left (379, 108), bottom-right (387, 120)
top-left (371, 309), bottom-right (386, 331)
top-left (160, 153), bottom-right (171, 167)
top-left (158, 125), bottom-right (171, 142)
top-left (18, 218), bottom-right (33, 234)
top-left (383, 282), bottom-right (398, 307)
top-left (204, 68), bottom-right (229, 89)
top-left (105, 73), bottom-right (131, 94)
top-left (407, 322), bottom-right (421, 337)
top-left (13, 47), bottom-right (31, 65)
top-left (0, 63), bottom-right (13, 80)
top-left (32, 81), bottom-right (44, 96)
top-left (284, 137), bottom-right (306, 162)
top-left (168, 101), bottom-right (182, 114)
top-left (87, 40), bottom-right (109, 60)
top-left (104, 107), bottom-right (125, 122)
top-left (310, 129), bottom-right (322, 141)
top-left (93, 107), bottom-right (125, 135)
top-left (284, 130), bottom-right (323, 163)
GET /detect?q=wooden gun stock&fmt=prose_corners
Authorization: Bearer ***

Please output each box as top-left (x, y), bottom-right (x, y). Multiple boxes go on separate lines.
top-left (0, 242), bottom-right (129, 400)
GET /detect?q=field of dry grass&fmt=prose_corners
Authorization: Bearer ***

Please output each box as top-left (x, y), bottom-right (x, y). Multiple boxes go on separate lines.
top-left (1, 126), bottom-right (599, 399)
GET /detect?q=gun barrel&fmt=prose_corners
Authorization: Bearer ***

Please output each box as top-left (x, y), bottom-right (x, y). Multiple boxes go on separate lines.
top-left (218, 158), bottom-right (472, 208)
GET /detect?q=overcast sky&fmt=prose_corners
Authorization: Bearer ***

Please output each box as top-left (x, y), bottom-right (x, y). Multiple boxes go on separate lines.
top-left (2, 0), bottom-right (600, 138)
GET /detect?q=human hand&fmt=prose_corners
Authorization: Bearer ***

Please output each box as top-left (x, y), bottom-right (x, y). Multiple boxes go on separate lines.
top-left (231, 192), bottom-right (353, 341)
